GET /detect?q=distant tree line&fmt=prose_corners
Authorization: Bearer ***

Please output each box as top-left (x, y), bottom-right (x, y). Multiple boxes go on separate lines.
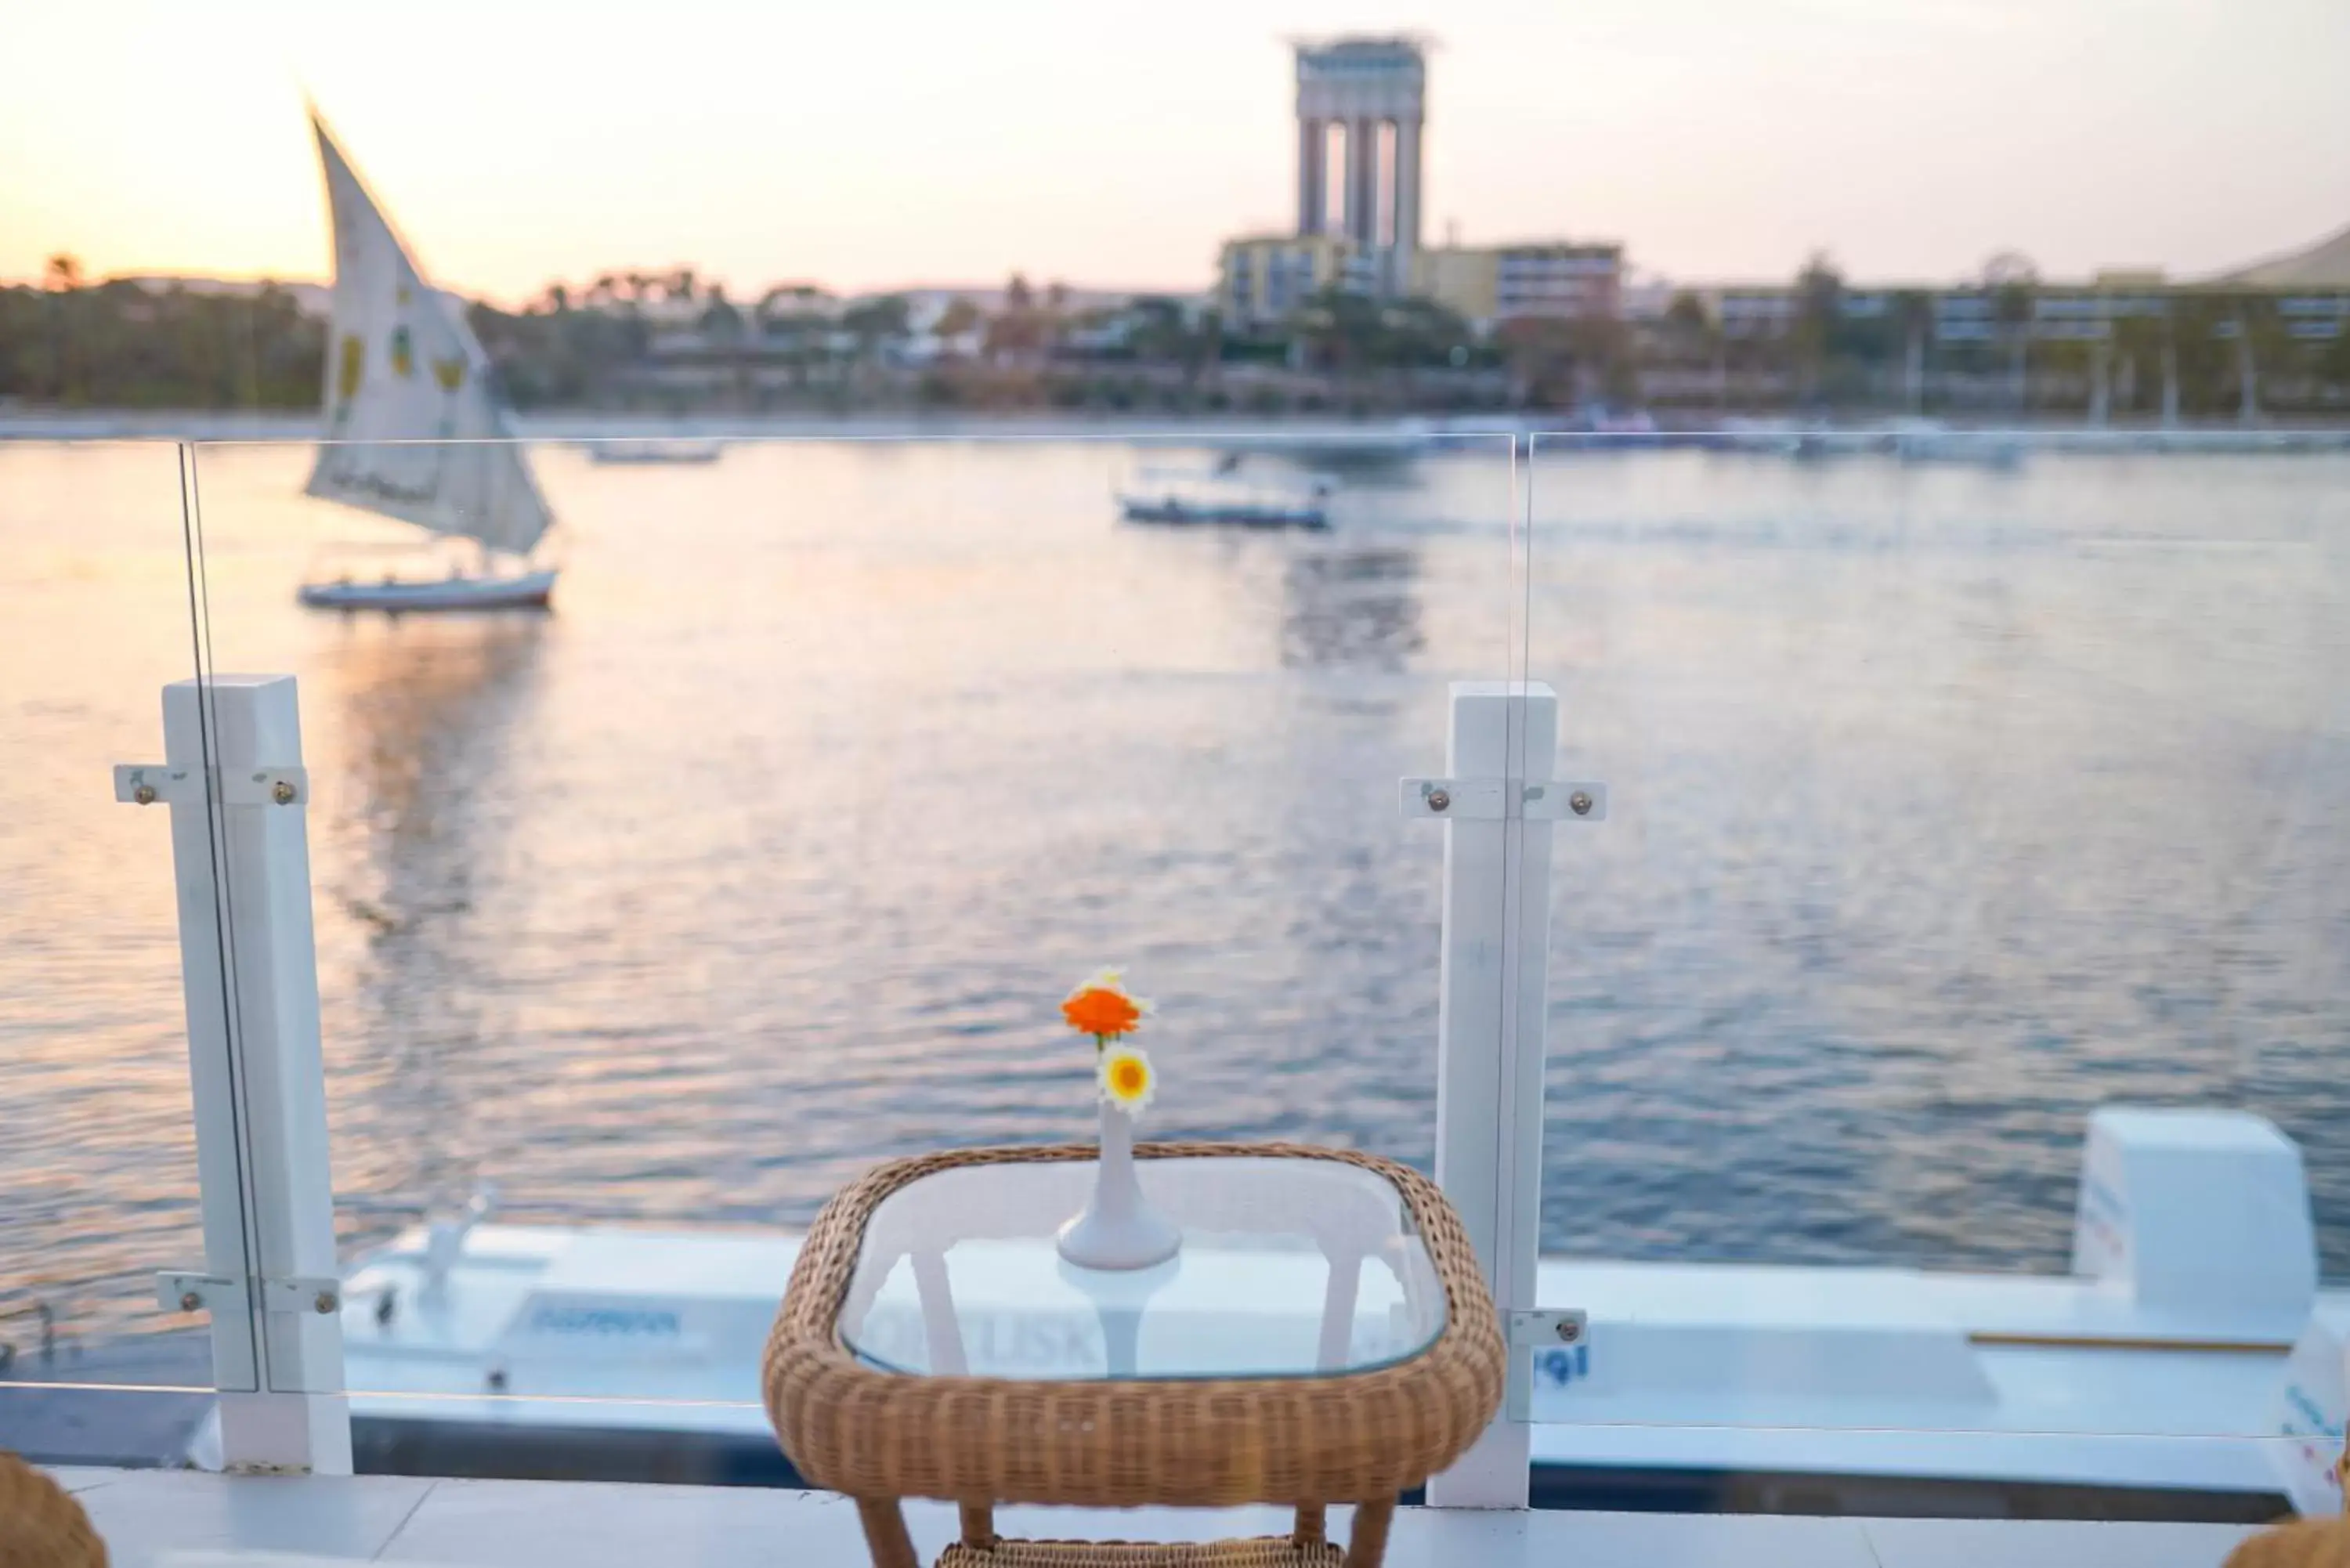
top-left (9, 249), bottom-right (2348, 419)
top-left (0, 255), bottom-right (323, 408)
top-left (1637, 254), bottom-right (2350, 419)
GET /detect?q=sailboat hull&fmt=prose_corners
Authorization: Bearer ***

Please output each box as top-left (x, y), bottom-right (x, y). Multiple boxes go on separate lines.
top-left (297, 569), bottom-right (557, 612)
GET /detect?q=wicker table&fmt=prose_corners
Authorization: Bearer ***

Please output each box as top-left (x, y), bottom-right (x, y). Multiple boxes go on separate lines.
top-left (764, 1142), bottom-right (1503, 1568)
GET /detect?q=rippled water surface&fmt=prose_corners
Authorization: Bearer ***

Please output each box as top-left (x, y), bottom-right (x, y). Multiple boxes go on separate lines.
top-left (5, 434), bottom-right (2348, 1349)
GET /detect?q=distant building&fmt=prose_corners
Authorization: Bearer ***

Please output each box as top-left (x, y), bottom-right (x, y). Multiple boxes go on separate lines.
top-left (1692, 277), bottom-right (2350, 346)
top-left (1294, 35), bottom-right (1426, 290)
top-left (1220, 234), bottom-right (1623, 331)
top-left (1219, 37), bottom-right (1624, 333)
top-left (1220, 233), bottom-right (1386, 326)
top-left (1491, 244), bottom-right (1621, 323)
top-left (1407, 243), bottom-right (1622, 330)
top-left (1713, 287), bottom-right (1800, 338)
top-left (1618, 275), bottom-right (1678, 323)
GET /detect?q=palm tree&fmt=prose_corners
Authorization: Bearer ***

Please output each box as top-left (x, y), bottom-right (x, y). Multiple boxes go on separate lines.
top-left (1983, 253), bottom-right (2039, 414)
top-left (2167, 294), bottom-right (2233, 420)
top-left (2162, 323), bottom-right (2182, 426)
top-left (2110, 306), bottom-right (2169, 421)
top-left (700, 283), bottom-right (743, 345)
top-left (2228, 294), bottom-right (2294, 424)
top-left (842, 294), bottom-right (910, 358)
top-left (1290, 286), bottom-right (1386, 379)
top-left (1788, 252), bottom-right (1844, 408)
top-left (935, 298), bottom-right (982, 339)
top-left (44, 253), bottom-right (83, 292)
top-left (1664, 290), bottom-right (1723, 405)
top-left (1891, 291), bottom-right (1933, 414)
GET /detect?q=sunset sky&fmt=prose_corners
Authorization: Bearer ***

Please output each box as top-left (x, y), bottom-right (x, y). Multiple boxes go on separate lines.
top-left (3, 0), bottom-right (2345, 304)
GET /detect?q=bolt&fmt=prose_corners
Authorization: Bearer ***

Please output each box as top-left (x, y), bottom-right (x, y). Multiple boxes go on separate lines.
top-left (133, 783), bottom-right (157, 806)
top-left (272, 780), bottom-right (298, 806)
top-left (1570, 791), bottom-right (1593, 817)
top-left (179, 1291), bottom-right (201, 1313)
top-left (1427, 789), bottom-right (1452, 813)
top-left (314, 1291), bottom-right (337, 1314)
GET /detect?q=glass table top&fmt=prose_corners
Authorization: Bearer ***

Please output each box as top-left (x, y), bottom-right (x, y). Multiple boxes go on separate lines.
top-left (838, 1155), bottom-right (1448, 1382)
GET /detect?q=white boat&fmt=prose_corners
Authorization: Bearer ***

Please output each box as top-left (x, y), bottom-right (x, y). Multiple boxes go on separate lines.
top-left (1201, 422), bottom-right (1436, 464)
top-left (319, 1107), bottom-right (2348, 1519)
top-left (296, 569), bottom-right (557, 612)
top-left (1117, 462), bottom-right (1335, 530)
top-left (301, 113), bottom-right (557, 611)
top-left (588, 439), bottom-right (725, 465)
top-left (1712, 417), bottom-right (1813, 457)
top-left (1881, 418), bottom-right (2027, 468)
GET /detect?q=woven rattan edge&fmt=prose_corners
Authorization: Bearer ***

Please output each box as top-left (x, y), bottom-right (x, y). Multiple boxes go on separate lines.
top-left (0, 1452), bottom-right (109, 1568)
top-left (762, 1141), bottom-right (1505, 1510)
top-left (936, 1536), bottom-right (1343, 1568)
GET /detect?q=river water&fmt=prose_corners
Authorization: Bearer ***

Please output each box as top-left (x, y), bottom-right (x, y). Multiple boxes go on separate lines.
top-left (4, 432), bottom-right (2348, 1350)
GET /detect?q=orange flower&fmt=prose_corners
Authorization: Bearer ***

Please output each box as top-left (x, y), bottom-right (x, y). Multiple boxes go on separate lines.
top-left (1062, 968), bottom-right (1148, 1042)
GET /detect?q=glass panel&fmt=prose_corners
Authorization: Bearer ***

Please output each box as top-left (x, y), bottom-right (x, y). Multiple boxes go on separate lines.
top-left (1525, 430), bottom-right (2350, 1497)
top-left (0, 439), bottom-right (252, 1466)
top-left (840, 1155), bottom-right (1444, 1380)
top-left (179, 432), bottom-right (1522, 1464)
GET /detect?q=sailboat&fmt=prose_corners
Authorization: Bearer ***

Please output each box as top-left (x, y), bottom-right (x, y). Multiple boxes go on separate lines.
top-left (298, 114), bottom-right (558, 612)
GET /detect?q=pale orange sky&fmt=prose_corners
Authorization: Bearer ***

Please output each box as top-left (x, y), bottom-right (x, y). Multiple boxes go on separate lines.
top-left (3, 0), bottom-right (2345, 304)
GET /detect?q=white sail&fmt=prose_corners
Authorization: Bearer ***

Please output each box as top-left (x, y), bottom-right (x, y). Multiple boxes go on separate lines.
top-left (305, 116), bottom-right (552, 558)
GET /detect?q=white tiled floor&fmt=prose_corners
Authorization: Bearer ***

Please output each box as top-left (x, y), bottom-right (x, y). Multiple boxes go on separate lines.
top-left (50, 1469), bottom-right (2262, 1568)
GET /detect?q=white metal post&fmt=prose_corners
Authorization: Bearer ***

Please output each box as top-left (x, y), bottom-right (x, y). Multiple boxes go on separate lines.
top-left (1425, 681), bottom-right (1558, 1508)
top-left (129, 675), bottom-right (350, 1473)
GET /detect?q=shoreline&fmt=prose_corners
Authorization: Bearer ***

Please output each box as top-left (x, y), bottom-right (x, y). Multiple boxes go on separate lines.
top-left (5, 406), bottom-right (2350, 449)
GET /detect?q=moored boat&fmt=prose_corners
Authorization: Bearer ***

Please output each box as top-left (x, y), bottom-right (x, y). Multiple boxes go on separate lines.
top-left (1117, 463), bottom-right (1336, 530)
top-left (282, 1107), bottom-right (2346, 1518)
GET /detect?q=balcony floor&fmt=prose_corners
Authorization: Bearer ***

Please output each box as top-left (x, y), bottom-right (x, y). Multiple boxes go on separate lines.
top-left (46, 1468), bottom-right (2269, 1568)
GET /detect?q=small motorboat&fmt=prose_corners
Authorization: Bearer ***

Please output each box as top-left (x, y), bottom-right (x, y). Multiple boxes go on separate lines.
top-left (1882, 419), bottom-right (2027, 468)
top-left (588, 439), bottom-right (725, 465)
top-left (1116, 462), bottom-right (1335, 531)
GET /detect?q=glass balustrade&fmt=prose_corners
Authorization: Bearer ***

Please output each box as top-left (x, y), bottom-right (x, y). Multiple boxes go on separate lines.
top-left (172, 429), bottom-right (1524, 1483)
top-left (0, 439), bottom-right (258, 1472)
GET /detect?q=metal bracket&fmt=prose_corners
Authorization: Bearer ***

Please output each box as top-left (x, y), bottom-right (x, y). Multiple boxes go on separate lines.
top-left (1509, 1307), bottom-right (1589, 1348)
top-left (1399, 778), bottom-right (1607, 822)
top-left (115, 764), bottom-right (309, 808)
top-left (157, 1270), bottom-right (342, 1317)
top-left (1504, 1309), bottom-right (1589, 1421)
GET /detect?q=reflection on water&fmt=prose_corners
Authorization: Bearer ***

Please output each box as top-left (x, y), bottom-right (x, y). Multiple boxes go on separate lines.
top-left (1281, 547), bottom-right (1425, 670)
top-left (309, 615), bottom-right (548, 1222)
top-left (0, 444), bottom-right (212, 1363)
top-left (1526, 450), bottom-right (2350, 1270)
top-left (4, 436), bottom-right (2350, 1345)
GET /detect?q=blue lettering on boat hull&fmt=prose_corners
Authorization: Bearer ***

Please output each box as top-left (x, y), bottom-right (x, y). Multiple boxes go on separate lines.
top-left (527, 1306), bottom-right (684, 1338)
top-left (1538, 1344), bottom-right (1590, 1389)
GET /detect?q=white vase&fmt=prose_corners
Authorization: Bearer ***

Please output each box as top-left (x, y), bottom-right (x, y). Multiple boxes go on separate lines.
top-left (1056, 1100), bottom-right (1182, 1270)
